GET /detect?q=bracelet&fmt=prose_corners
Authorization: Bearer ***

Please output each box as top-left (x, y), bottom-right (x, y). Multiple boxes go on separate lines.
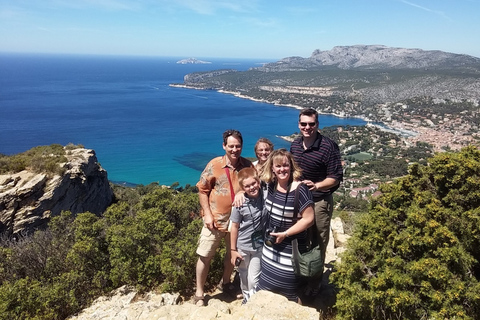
top-left (231, 249), bottom-right (237, 251)
top-left (285, 231), bottom-right (289, 238)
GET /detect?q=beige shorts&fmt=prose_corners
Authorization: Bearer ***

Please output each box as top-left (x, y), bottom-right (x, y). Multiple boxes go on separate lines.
top-left (196, 225), bottom-right (230, 258)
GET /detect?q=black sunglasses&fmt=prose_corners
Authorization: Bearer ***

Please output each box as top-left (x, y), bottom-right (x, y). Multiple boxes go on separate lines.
top-left (299, 122), bottom-right (316, 127)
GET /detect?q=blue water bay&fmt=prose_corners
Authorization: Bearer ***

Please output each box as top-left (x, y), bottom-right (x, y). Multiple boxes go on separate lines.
top-left (0, 53), bottom-right (366, 186)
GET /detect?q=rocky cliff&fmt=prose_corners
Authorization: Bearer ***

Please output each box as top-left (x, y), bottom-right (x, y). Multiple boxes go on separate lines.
top-left (261, 44), bottom-right (480, 71)
top-left (0, 147), bottom-right (113, 236)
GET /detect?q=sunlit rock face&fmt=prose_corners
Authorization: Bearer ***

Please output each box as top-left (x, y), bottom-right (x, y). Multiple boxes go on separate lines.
top-left (0, 147), bottom-right (113, 236)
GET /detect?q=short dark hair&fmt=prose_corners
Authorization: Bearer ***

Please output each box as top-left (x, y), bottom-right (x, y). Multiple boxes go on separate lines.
top-left (223, 129), bottom-right (243, 145)
top-left (299, 108), bottom-right (318, 122)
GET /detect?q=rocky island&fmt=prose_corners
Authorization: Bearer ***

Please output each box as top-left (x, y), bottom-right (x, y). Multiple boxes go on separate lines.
top-left (176, 57), bottom-right (211, 64)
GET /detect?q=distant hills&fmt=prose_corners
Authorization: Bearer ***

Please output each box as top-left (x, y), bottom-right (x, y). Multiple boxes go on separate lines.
top-left (175, 45), bottom-right (480, 109)
top-left (262, 45), bottom-right (480, 71)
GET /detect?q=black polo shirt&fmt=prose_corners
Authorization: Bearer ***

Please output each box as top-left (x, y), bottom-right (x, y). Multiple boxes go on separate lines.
top-left (290, 132), bottom-right (343, 200)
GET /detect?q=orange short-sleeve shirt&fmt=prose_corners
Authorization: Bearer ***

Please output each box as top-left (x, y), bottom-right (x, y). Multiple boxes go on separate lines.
top-left (196, 156), bottom-right (252, 232)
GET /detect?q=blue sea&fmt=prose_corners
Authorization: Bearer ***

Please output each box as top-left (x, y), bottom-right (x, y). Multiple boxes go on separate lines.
top-left (0, 53), bottom-right (366, 186)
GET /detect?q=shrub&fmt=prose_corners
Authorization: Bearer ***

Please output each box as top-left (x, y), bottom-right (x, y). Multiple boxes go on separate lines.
top-left (160, 219), bottom-right (203, 292)
top-left (332, 147), bottom-right (480, 319)
top-left (0, 144), bottom-right (68, 175)
top-left (0, 183), bottom-right (210, 318)
top-left (106, 207), bottom-right (175, 289)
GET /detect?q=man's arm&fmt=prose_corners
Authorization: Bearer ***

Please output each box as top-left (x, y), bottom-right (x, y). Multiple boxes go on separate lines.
top-left (310, 138), bottom-right (343, 192)
top-left (314, 177), bottom-right (339, 191)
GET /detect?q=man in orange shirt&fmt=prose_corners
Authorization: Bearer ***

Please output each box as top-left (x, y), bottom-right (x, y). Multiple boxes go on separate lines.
top-left (194, 129), bottom-right (253, 306)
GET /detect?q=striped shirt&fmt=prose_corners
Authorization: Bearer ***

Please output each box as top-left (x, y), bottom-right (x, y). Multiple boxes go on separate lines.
top-left (290, 132), bottom-right (343, 200)
top-left (257, 183), bottom-right (313, 301)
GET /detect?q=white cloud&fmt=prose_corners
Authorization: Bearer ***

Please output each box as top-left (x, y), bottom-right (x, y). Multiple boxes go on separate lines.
top-left (400, 0), bottom-right (453, 21)
top-left (168, 0), bottom-right (259, 15)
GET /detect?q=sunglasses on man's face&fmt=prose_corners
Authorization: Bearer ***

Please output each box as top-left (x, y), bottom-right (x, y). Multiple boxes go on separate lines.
top-left (299, 122), bottom-right (316, 127)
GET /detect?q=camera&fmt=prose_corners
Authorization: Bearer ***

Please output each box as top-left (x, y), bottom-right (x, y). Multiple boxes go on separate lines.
top-left (235, 257), bottom-right (242, 267)
top-left (265, 226), bottom-right (278, 246)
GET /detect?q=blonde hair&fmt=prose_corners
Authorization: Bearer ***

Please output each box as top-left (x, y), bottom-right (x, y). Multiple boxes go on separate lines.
top-left (260, 149), bottom-right (302, 184)
top-left (254, 138), bottom-right (274, 155)
top-left (237, 167), bottom-right (260, 192)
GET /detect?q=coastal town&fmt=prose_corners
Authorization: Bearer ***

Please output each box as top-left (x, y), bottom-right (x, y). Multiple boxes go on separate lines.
top-left (315, 99), bottom-right (478, 208)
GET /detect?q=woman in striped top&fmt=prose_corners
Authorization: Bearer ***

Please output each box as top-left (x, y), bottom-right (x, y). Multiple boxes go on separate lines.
top-left (256, 149), bottom-right (315, 303)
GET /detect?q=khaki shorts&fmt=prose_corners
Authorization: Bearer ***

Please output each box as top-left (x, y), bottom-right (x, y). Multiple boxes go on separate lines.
top-left (196, 225), bottom-right (230, 258)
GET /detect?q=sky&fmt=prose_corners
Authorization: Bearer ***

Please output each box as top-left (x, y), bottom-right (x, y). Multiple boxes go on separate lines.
top-left (1, 0), bottom-right (479, 60)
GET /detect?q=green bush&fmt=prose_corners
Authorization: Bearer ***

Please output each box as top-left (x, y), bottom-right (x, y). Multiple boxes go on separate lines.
top-left (332, 146), bottom-right (480, 319)
top-left (0, 144), bottom-right (70, 175)
top-left (105, 208), bottom-right (174, 289)
top-left (0, 211), bottom-right (112, 319)
top-left (0, 183), bottom-right (214, 319)
top-left (160, 219), bottom-right (203, 292)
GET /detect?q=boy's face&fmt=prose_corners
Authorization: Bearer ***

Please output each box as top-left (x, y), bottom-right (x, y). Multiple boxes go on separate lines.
top-left (242, 176), bottom-right (260, 198)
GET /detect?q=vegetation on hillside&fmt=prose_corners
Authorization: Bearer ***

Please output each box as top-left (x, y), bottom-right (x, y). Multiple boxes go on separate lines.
top-left (0, 143), bottom-right (83, 176)
top-left (0, 184), bottom-right (216, 320)
top-left (332, 146), bottom-right (480, 319)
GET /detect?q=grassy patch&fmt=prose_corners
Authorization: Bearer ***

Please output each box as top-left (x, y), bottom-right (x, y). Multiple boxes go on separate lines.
top-left (350, 152), bottom-right (372, 161)
top-left (0, 144), bottom-right (81, 176)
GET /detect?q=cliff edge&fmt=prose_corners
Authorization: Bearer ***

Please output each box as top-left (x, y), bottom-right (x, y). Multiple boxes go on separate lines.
top-left (0, 147), bottom-right (113, 236)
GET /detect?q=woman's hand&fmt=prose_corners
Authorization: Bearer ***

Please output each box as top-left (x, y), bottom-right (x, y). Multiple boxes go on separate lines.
top-left (271, 231), bottom-right (289, 244)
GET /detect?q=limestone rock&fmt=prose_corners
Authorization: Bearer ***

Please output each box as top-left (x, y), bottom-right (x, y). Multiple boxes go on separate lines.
top-left (69, 287), bottom-right (320, 320)
top-left (0, 147), bottom-right (113, 235)
top-left (323, 217), bottom-right (350, 266)
top-left (331, 217), bottom-right (351, 249)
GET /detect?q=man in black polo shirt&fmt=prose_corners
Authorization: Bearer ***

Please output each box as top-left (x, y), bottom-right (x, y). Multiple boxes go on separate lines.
top-left (290, 108), bottom-right (343, 299)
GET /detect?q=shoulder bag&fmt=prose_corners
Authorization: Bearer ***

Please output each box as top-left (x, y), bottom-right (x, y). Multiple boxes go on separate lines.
top-left (291, 184), bottom-right (324, 278)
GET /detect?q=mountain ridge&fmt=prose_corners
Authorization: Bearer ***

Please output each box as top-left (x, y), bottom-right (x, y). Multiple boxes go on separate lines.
top-left (261, 44), bottom-right (480, 71)
top-left (175, 44), bottom-right (480, 111)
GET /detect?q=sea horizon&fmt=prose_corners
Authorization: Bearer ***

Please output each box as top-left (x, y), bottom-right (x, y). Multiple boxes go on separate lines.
top-left (0, 53), bottom-right (367, 186)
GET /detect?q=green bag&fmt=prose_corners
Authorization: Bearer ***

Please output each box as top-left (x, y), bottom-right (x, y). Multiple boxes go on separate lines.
top-left (290, 183), bottom-right (323, 277)
top-left (291, 238), bottom-right (323, 278)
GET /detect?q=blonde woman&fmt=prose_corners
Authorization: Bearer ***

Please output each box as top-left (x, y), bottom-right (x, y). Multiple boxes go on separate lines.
top-left (252, 138), bottom-right (274, 173)
top-left (256, 149), bottom-right (314, 303)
